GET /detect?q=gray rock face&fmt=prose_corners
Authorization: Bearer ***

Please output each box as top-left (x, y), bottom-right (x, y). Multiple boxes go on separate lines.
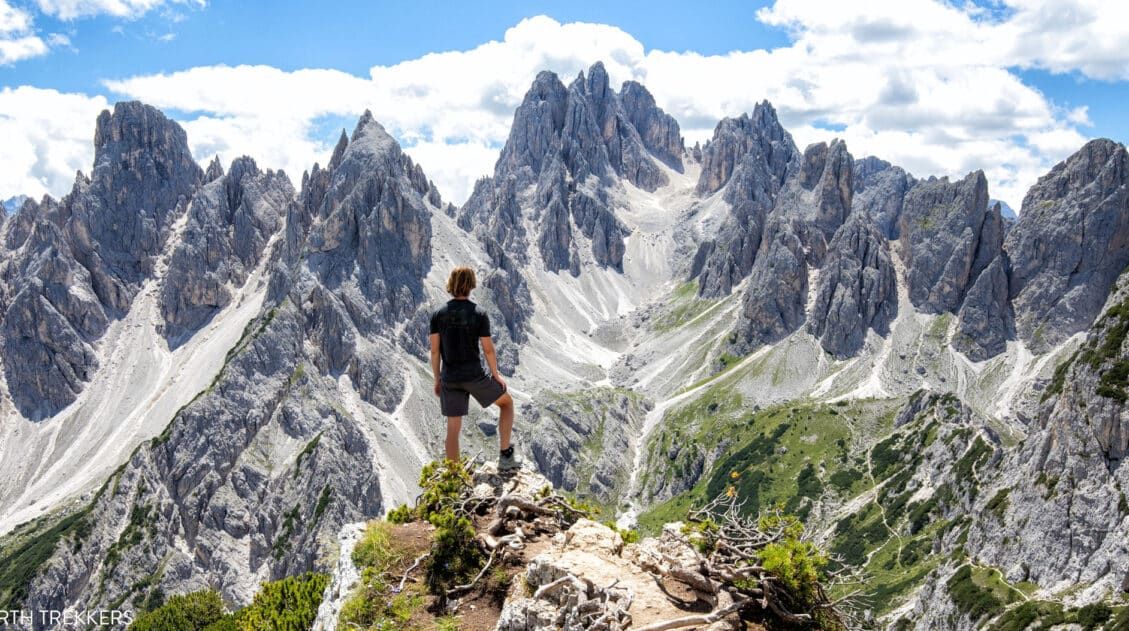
top-left (460, 62), bottom-right (680, 340)
top-left (953, 255), bottom-right (1013, 360)
top-left (17, 110), bottom-right (439, 621)
top-left (160, 157), bottom-right (291, 343)
top-left (274, 112), bottom-right (433, 410)
top-left (523, 63), bottom-right (664, 273)
top-left (0, 203), bottom-right (107, 418)
top-left (620, 81), bottom-right (684, 172)
top-left (955, 279), bottom-right (1129, 615)
top-left (0, 102), bottom-right (203, 418)
top-left (20, 306), bottom-right (384, 625)
top-left (771, 139), bottom-right (854, 266)
top-left (1005, 139), bottom-right (1129, 352)
top-left (570, 62), bottom-right (668, 192)
top-left (898, 171), bottom-right (998, 314)
top-left (730, 217), bottom-right (809, 354)
top-left (808, 210), bottom-right (897, 358)
top-left (73, 101), bottom-right (203, 311)
top-left (691, 103), bottom-right (799, 297)
top-left (525, 388), bottom-right (650, 506)
top-left (852, 156), bottom-right (914, 239)
top-left (726, 139), bottom-right (857, 355)
top-left (302, 113), bottom-right (432, 336)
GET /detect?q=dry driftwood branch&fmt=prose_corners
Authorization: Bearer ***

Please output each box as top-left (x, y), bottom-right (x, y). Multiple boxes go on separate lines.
top-left (533, 573), bottom-right (588, 600)
top-left (499, 493), bottom-right (557, 517)
top-left (446, 547), bottom-right (498, 599)
top-left (395, 552), bottom-right (429, 593)
top-left (630, 595), bottom-right (745, 631)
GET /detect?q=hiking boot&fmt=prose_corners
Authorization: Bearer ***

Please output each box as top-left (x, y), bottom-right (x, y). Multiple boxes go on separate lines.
top-left (499, 447), bottom-right (522, 472)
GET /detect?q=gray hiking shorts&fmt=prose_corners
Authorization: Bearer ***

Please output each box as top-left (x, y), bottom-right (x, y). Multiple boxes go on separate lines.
top-left (440, 374), bottom-right (506, 417)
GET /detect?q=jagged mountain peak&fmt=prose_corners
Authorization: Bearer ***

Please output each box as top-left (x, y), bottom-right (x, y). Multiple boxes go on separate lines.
top-left (898, 168), bottom-right (995, 315)
top-left (696, 99), bottom-right (796, 197)
top-left (1004, 136), bottom-right (1129, 352)
top-left (329, 129), bottom-right (350, 171)
top-left (93, 100), bottom-right (191, 155)
top-left (204, 155), bottom-right (225, 182)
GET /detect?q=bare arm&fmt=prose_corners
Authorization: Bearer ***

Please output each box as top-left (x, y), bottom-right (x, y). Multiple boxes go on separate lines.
top-left (480, 337), bottom-right (506, 387)
top-left (430, 333), bottom-right (441, 395)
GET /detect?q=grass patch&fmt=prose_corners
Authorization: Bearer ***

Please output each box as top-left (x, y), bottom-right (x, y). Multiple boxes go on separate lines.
top-left (947, 564), bottom-right (1009, 622)
top-left (652, 281), bottom-right (720, 332)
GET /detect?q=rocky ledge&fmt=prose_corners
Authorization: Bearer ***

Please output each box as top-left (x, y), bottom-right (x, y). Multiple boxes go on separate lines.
top-left (301, 460), bottom-right (855, 631)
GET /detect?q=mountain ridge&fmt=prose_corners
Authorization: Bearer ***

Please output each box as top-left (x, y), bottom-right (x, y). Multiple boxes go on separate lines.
top-left (0, 62), bottom-right (1126, 630)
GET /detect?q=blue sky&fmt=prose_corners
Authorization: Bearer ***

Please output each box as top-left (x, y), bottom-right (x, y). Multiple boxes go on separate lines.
top-left (1, 0), bottom-right (1127, 208)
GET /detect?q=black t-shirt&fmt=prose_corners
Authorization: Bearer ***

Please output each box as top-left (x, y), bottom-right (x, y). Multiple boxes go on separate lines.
top-left (430, 299), bottom-right (491, 381)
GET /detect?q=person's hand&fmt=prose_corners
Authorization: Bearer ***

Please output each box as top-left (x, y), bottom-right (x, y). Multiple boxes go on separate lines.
top-left (434, 379), bottom-right (441, 397)
top-left (494, 374), bottom-right (507, 391)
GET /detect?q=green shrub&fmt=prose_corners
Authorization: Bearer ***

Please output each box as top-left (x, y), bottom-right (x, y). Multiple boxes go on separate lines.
top-left (386, 504), bottom-right (414, 524)
top-left (871, 434), bottom-right (904, 480)
top-left (985, 489), bottom-right (1010, 521)
top-left (759, 537), bottom-right (827, 607)
top-left (1076, 602), bottom-right (1112, 630)
top-left (602, 521), bottom-right (640, 544)
top-left (226, 572), bottom-right (329, 631)
top-left (0, 509), bottom-right (92, 610)
top-left (829, 469), bottom-right (863, 492)
top-left (128, 590), bottom-right (224, 631)
top-left (426, 509), bottom-right (482, 595)
top-left (413, 459), bottom-right (472, 523)
top-left (947, 565), bottom-right (1003, 622)
top-left (991, 601), bottom-right (1041, 631)
top-left (1105, 606), bottom-right (1129, 631)
top-left (796, 464), bottom-right (823, 499)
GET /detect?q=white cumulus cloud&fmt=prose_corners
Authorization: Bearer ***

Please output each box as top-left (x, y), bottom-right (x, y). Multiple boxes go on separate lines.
top-left (0, 0), bottom-right (49, 64)
top-left (34, 0), bottom-right (205, 20)
top-left (6, 5), bottom-right (1127, 210)
top-left (0, 86), bottom-right (108, 200)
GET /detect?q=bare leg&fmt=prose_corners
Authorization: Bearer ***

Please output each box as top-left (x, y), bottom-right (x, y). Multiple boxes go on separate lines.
top-left (495, 393), bottom-right (514, 451)
top-left (446, 416), bottom-right (462, 462)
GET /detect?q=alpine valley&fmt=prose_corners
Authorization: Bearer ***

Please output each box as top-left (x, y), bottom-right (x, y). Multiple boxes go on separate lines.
top-left (1, 61), bottom-right (1127, 630)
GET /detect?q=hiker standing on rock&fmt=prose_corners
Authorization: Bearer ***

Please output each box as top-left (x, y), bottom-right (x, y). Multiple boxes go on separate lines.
top-left (430, 267), bottom-right (520, 470)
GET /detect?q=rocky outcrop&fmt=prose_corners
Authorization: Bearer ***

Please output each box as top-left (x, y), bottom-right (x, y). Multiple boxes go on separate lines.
top-left (808, 210), bottom-right (897, 357)
top-left (572, 62), bottom-right (668, 192)
top-left (726, 139), bottom-right (856, 355)
top-left (0, 200), bottom-right (107, 418)
top-left (772, 139), bottom-right (854, 265)
top-left (464, 62), bottom-right (676, 277)
top-left (160, 157), bottom-right (291, 343)
top-left (898, 171), bottom-right (999, 314)
top-left (73, 101), bottom-right (203, 311)
top-left (953, 255), bottom-right (1013, 360)
top-left (497, 520), bottom-right (739, 631)
top-left (691, 103), bottom-right (799, 297)
top-left (730, 217), bottom-right (809, 354)
top-left (0, 102), bottom-right (203, 418)
top-left (15, 110), bottom-right (441, 621)
top-left (301, 113), bottom-right (433, 335)
top-left (620, 80), bottom-right (684, 172)
top-left (1005, 139), bottom-right (1129, 352)
top-left (922, 277), bottom-right (1129, 627)
top-left (852, 156), bottom-right (914, 239)
top-left (524, 388), bottom-right (650, 506)
top-left (459, 62), bottom-right (681, 345)
top-left (20, 305), bottom-right (384, 625)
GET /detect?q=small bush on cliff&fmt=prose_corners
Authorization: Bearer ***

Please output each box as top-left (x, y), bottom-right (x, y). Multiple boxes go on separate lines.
top-left (426, 508), bottom-right (483, 595)
top-left (128, 572), bottom-right (328, 631)
top-left (129, 589), bottom-right (224, 631)
top-left (682, 493), bottom-right (857, 630)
